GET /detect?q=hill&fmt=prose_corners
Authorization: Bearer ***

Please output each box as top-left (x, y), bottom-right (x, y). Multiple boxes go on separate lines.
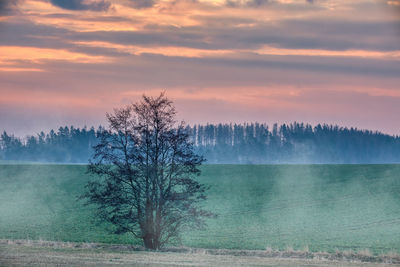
top-left (0, 164), bottom-right (399, 254)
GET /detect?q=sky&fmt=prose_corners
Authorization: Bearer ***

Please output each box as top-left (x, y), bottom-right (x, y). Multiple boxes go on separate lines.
top-left (0, 0), bottom-right (399, 137)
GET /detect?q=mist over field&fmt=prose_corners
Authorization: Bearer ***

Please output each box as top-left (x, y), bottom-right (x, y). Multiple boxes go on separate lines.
top-left (2, 122), bottom-right (400, 164)
top-left (1, 163), bottom-right (399, 254)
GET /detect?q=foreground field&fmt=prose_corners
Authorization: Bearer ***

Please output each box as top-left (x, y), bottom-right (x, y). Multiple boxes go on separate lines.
top-left (0, 164), bottom-right (399, 254)
top-left (1, 240), bottom-right (399, 266)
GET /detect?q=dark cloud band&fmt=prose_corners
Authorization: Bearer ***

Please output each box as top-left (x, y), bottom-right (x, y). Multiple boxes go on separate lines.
top-left (49, 0), bottom-right (111, 11)
top-left (0, 0), bottom-right (20, 15)
top-left (127, 0), bottom-right (155, 9)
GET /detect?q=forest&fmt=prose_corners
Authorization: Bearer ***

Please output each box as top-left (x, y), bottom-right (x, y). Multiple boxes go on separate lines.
top-left (1, 122), bottom-right (400, 164)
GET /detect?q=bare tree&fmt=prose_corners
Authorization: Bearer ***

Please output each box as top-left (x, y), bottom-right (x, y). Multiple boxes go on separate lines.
top-left (81, 93), bottom-right (212, 250)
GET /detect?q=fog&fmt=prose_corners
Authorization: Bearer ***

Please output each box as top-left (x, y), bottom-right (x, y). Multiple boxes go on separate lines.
top-left (0, 163), bottom-right (399, 253)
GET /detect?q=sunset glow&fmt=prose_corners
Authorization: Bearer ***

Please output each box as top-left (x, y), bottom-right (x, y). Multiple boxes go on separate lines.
top-left (0, 0), bottom-right (399, 136)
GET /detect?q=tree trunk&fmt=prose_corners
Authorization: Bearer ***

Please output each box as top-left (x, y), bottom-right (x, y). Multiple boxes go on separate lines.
top-left (143, 232), bottom-right (161, 250)
top-left (143, 233), bottom-right (154, 249)
top-left (143, 200), bottom-right (162, 250)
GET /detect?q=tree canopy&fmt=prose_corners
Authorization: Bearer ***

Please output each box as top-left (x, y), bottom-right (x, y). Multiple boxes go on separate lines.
top-left (81, 93), bottom-right (211, 249)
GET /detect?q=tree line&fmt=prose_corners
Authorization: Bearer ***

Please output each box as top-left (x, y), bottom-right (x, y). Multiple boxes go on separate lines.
top-left (189, 123), bottom-right (400, 163)
top-left (1, 122), bottom-right (400, 163)
top-left (0, 126), bottom-right (101, 163)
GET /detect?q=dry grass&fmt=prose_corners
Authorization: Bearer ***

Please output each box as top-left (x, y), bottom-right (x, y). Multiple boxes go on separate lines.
top-left (379, 251), bottom-right (400, 265)
top-left (1, 239), bottom-right (399, 266)
top-left (358, 249), bottom-right (373, 257)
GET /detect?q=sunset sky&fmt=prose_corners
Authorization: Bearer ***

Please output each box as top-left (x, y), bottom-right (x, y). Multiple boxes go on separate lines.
top-left (0, 0), bottom-right (399, 136)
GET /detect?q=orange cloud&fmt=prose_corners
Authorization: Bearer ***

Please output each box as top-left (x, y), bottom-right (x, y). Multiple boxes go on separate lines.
top-left (0, 89), bottom-right (104, 109)
top-left (73, 41), bottom-right (400, 60)
top-left (255, 46), bottom-right (400, 60)
top-left (387, 0), bottom-right (400, 6)
top-left (74, 41), bottom-right (233, 57)
top-left (0, 46), bottom-right (111, 64)
top-left (0, 67), bottom-right (45, 72)
top-left (121, 87), bottom-right (303, 110)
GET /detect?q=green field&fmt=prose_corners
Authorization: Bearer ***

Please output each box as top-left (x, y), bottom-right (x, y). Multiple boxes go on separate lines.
top-left (0, 164), bottom-right (399, 254)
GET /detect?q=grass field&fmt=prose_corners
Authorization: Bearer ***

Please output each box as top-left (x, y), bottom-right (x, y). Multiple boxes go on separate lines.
top-left (0, 164), bottom-right (399, 254)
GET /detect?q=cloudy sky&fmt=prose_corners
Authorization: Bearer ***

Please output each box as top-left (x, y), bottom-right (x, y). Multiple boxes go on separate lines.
top-left (0, 0), bottom-right (399, 136)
